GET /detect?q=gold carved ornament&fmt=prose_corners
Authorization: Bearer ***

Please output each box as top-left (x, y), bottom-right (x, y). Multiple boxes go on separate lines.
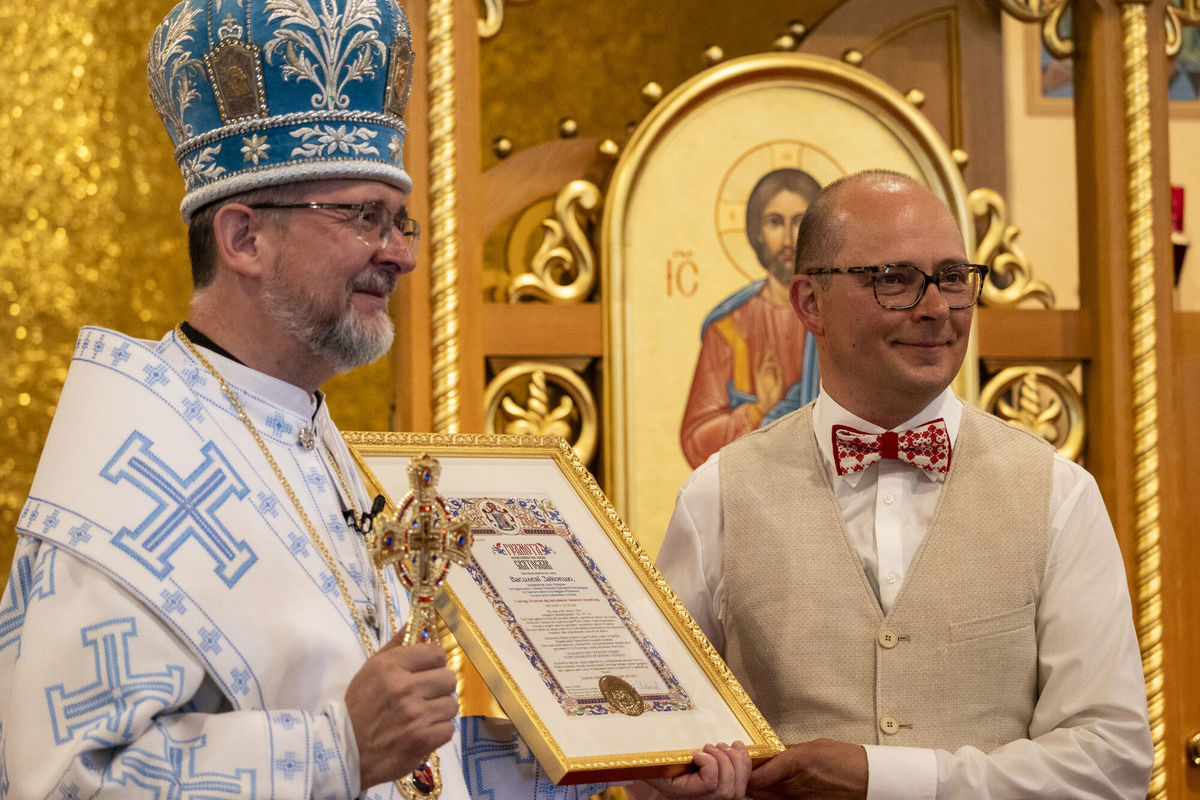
top-left (1167, 0), bottom-right (1200, 56)
top-left (997, 4), bottom-right (1166, 793)
top-left (477, 0), bottom-right (536, 39)
top-left (507, 180), bottom-right (601, 304)
top-left (995, 0), bottom-right (1074, 58)
top-left (968, 188), bottom-right (1056, 309)
top-left (1119, 3), bottom-right (1167, 797)
top-left (977, 367), bottom-right (1084, 461)
top-left (429, 0), bottom-right (462, 434)
top-left (483, 364), bottom-right (598, 464)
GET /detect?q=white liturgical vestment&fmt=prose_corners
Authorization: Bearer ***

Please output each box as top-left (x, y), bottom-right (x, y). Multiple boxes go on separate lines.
top-left (0, 327), bottom-right (604, 799)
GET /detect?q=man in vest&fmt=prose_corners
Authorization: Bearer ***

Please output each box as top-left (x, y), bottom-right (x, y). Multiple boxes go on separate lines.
top-left (0, 0), bottom-right (743, 796)
top-left (657, 170), bottom-right (1152, 798)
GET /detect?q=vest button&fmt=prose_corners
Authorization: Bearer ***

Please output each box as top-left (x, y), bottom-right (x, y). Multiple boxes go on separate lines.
top-left (879, 715), bottom-right (900, 735)
top-left (877, 628), bottom-right (899, 648)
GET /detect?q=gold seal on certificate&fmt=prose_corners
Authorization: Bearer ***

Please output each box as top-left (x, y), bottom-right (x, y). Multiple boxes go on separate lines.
top-left (599, 675), bottom-right (645, 717)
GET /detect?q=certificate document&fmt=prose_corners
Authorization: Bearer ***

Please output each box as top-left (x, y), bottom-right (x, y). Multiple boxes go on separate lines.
top-left (344, 431), bottom-right (782, 784)
top-left (448, 495), bottom-right (692, 717)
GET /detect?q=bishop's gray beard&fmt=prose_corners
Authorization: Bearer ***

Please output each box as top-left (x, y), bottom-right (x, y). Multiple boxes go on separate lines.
top-left (264, 264), bottom-right (395, 373)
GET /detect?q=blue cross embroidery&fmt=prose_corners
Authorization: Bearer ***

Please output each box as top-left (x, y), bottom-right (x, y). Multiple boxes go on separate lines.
top-left (319, 573), bottom-right (338, 596)
top-left (42, 509), bottom-right (61, 532)
top-left (141, 363), bottom-right (169, 388)
top-left (305, 468), bottom-right (328, 493)
top-left (181, 367), bottom-right (205, 388)
top-left (312, 740), bottom-right (334, 773)
top-left (198, 627), bottom-right (222, 654)
top-left (257, 492), bottom-right (280, 518)
top-left (326, 513), bottom-right (346, 541)
top-left (68, 523), bottom-right (92, 547)
top-left (110, 341), bottom-right (132, 367)
top-left (275, 750), bottom-right (304, 780)
top-left (160, 589), bottom-right (187, 616)
top-left (275, 712), bottom-right (300, 730)
top-left (264, 412), bottom-right (293, 439)
top-left (77, 332), bottom-right (91, 356)
top-left (287, 532), bottom-right (309, 557)
top-left (229, 667), bottom-right (252, 697)
top-left (45, 617), bottom-right (186, 745)
top-left (107, 732), bottom-right (255, 797)
top-left (101, 433), bottom-right (257, 588)
top-left (181, 397), bottom-right (205, 423)
top-left (92, 334), bottom-right (107, 360)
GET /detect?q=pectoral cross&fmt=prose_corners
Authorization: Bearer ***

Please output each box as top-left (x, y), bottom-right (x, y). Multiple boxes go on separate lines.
top-left (371, 454), bottom-right (472, 800)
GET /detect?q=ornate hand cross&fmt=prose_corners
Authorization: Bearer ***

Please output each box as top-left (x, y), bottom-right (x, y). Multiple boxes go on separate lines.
top-left (369, 454), bottom-right (472, 799)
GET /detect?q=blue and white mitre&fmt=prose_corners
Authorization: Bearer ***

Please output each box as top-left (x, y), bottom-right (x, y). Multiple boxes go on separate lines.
top-left (147, 0), bottom-right (415, 221)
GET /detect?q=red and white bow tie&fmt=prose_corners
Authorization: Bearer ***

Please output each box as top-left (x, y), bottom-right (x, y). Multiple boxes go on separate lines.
top-left (831, 418), bottom-right (952, 477)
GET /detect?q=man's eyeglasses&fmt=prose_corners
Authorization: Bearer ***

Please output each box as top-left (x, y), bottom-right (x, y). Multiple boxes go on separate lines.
top-left (248, 201), bottom-right (421, 252)
top-left (805, 263), bottom-right (989, 310)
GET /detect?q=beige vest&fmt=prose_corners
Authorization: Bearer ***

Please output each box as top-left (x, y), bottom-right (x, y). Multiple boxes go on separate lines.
top-left (720, 403), bottom-right (1053, 750)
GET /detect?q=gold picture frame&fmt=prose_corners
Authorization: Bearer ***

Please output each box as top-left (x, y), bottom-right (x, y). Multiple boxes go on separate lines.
top-left (342, 431), bottom-right (783, 785)
top-left (601, 52), bottom-right (976, 547)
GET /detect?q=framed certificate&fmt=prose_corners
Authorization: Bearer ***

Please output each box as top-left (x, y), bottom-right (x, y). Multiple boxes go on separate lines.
top-left (343, 431), bottom-right (783, 784)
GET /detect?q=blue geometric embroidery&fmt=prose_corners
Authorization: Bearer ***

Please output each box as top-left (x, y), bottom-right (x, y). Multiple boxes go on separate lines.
top-left (32, 546), bottom-right (58, 598)
top-left (305, 468), bottom-right (328, 492)
top-left (181, 366), bottom-right (205, 388)
top-left (68, 523), bottom-right (92, 547)
top-left (265, 412), bottom-right (292, 439)
top-left (257, 491), bottom-right (280, 517)
top-left (198, 627), bottom-right (222, 654)
top-left (92, 333), bottom-right (107, 360)
top-left (181, 397), bottom-right (205, 423)
top-left (107, 732), bottom-right (255, 797)
top-left (101, 433), bottom-right (257, 587)
top-left (275, 712), bottom-right (299, 730)
top-left (1, 554), bottom-right (33, 652)
top-left (319, 573), bottom-right (338, 596)
top-left (45, 617), bottom-right (186, 745)
top-left (0, 546), bottom-right (56, 654)
top-left (43, 508), bottom-right (61, 531)
top-left (141, 362), bottom-right (169, 387)
top-left (287, 532), bottom-right (309, 557)
top-left (275, 750), bottom-right (304, 780)
top-left (312, 740), bottom-right (334, 773)
top-left (229, 667), bottom-right (252, 697)
top-left (110, 341), bottom-right (132, 367)
top-left (53, 781), bottom-right (80, 800)
top-left (160, 589), bottom-right (187, 616)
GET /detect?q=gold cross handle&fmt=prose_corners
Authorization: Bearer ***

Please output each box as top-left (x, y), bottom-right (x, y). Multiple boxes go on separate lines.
top-left (369, 454), bottom-right (472, 800)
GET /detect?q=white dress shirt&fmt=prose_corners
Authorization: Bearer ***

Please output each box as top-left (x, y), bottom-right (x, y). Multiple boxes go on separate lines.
top-left (658, 387), bottom-right (1152, 799)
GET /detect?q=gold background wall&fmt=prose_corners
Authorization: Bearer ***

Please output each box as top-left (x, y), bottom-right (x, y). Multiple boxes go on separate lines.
top-left (0, 0), bottom-right (840, 570)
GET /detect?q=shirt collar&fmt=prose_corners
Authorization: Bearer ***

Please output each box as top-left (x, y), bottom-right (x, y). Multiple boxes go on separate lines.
top-left (813, 385), bottom-right (963, 487)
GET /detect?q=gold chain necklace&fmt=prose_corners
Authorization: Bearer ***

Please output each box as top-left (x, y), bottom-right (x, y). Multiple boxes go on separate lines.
top-left (176, 324), bottom-right (379, 656)
top-left (177, 326), bottom-right (439, 798)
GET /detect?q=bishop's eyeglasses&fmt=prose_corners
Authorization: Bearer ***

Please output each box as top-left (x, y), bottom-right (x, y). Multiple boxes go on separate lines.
top-left (804, 263), bottom-right (989, 310)
top-left (248, 200), bottom-right (421, 252)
